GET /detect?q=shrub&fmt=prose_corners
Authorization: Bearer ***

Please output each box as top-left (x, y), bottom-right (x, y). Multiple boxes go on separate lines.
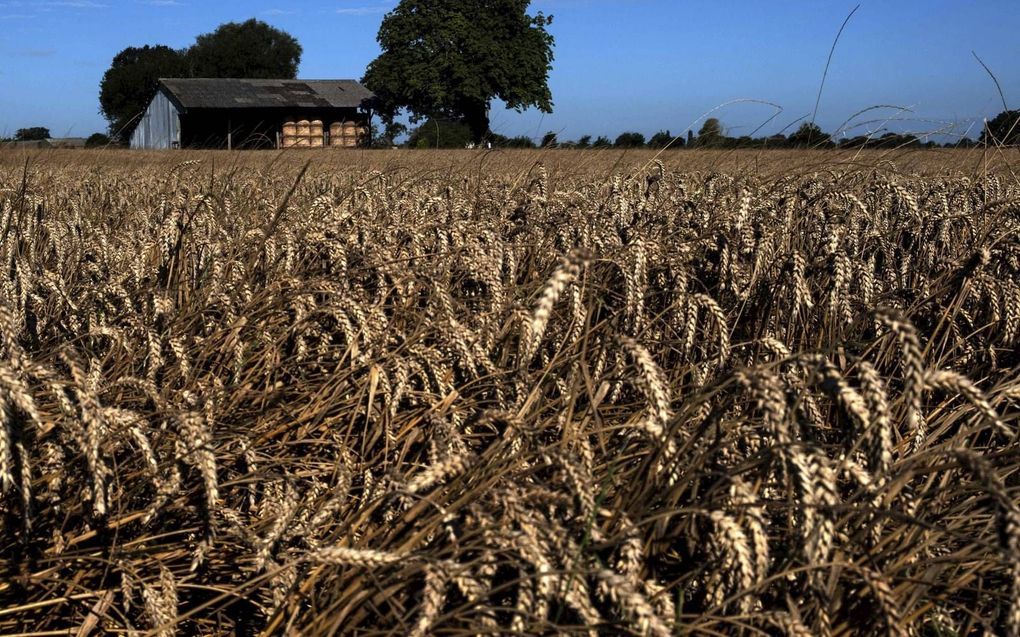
top-left (85, 133), bottom-right (111, 148)
top-left (614, 131), bottom-right (646, 148)
top-left (648, 130), bottom-right (681, 149)
top-left (503, 135), bottom-right (537, 149)
top-left (407, 119), bottom-right (474, 149)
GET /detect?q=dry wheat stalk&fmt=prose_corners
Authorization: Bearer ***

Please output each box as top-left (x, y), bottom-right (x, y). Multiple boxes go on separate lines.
top-left (0, 154), bottom-right (1017, 636)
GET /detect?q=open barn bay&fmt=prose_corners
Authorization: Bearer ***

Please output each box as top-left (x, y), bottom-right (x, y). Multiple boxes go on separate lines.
top-left (0, 149), bottom-right (1018, 635)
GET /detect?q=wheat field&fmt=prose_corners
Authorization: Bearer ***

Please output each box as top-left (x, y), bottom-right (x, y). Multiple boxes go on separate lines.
top-left (0, 148), bottom-right (1018, 635)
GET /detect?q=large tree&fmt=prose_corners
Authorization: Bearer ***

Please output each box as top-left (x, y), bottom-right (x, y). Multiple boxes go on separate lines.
top-left (364, 0), bottom-right (555, 143)
top-left (99, 45), bottom-right (188, 140)
top-left (187, 19), bottom-right (302, 79)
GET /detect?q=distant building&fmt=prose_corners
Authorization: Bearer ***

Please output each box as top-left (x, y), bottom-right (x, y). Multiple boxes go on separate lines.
top-left (130, 78), bottom-right (377, 150)
top-left (1, 138), bottom-right (87, 149)
top-left (48, 138), bottom-right (87, 149)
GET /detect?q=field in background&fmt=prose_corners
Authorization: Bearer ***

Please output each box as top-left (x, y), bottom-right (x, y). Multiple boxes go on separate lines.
top-left (1, 146), bottom-right (1018, 178)
top-left (0, 149), bottom-right (1018, 635)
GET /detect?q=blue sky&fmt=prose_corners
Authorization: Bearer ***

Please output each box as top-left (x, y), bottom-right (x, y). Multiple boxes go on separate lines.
top-left (0, 1), bottom-right (1017, 142)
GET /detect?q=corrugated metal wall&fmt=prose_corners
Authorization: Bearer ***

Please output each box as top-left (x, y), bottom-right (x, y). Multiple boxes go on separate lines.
top-left (130, 90), bottom-right (180, 149)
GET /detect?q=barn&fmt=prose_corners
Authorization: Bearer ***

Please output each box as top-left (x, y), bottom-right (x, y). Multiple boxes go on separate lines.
top-left (130, 78), bottom-right (377, 150)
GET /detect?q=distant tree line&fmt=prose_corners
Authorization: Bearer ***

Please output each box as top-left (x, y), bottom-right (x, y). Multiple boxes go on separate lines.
top-left (0, 127), bottom-right (110, 147)
top-left (394, 115), bottom-right (1005, 150)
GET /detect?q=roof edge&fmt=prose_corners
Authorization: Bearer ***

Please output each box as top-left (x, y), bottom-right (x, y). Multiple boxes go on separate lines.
top-left (156, 81), bottom-right (188, 115)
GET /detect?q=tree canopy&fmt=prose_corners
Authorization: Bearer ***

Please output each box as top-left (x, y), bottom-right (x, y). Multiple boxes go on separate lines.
top-left (648, 130), bottom-right (681, 149)
top-left (614, 132), bottom-right (646, 148)
top-left (187, 19), bottom-right (302, 79)
top-left (981, 110), bottom-right (1020, 146)
top-left (99, 45), bottom-right (188, 140)
top-left (364, 0), bottom-right (555, 143)
top-left (788, 122), bottom-right (833, 148)
top-left (15, 127), bottom-right (51, 141)
top-left (696, 118), bottom-right (723, 147)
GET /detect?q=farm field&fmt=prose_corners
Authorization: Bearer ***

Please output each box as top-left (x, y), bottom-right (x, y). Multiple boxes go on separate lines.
top-left (0, 148), bottom-right (1018, 635)
top-left (1, 146), bottom-right (1017, 178)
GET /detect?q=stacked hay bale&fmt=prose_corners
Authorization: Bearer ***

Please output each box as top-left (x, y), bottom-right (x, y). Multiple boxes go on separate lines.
top-left (310, 120), bottom-right (324, 147)
top-left (283, 118), bottom-right (362, 148)
top-left (282, 120), bottom-right (298, 148)
top-left (329, 120), bottom-right (367, 148)
top-left (296, 120), bottom-right (311, 147)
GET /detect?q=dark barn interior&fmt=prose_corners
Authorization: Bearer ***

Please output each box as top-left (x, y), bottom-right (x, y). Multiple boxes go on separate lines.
top-left (179, 107), bottom-right (368, 149)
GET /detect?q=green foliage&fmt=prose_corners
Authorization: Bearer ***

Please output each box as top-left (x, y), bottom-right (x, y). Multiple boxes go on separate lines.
top-left (788, 122), bottom-right (832, 148)
top-left (407, 119), bottom-right (474, 148)
top-left (187, 19), bottom-right (301, 79)
top-left (99, 45), bottom-right (188, 140)
top-left (592, 135), bottom-right (612, 148)
top-left (576, 135), bottom-right (591, 149)
top-left (504, 135), bottom-right (537, 148)
top-left (838, 132), bottom-right (920, 149)
top-left (696, 118), bottom-right (723, 147)
top-left (364, 0), bottom-right (555, 143)
top-left (85, 133), bottom-right (111, 148)
top-left (541, 131), bottom-right (558, 148)
top-left (981, 110), bottom-right (1020, 146)
top-left (487, 134), bottom-right (536, 148)
top-left (648, 130), bottom-right (681, 149)
top-left (372, 121), bottom-right (407, 148)
top-left (15, 127), bottom-right (50, 141)
top-left (614, 132), bottom-right (646, 148)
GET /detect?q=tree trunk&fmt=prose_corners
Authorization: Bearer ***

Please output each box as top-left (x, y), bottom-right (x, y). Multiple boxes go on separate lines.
top-left (461, 101), bottom-right (490, 145)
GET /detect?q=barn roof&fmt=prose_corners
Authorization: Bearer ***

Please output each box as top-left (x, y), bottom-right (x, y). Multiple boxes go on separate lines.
top-left (158, 78), bottom-right (376, 110)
